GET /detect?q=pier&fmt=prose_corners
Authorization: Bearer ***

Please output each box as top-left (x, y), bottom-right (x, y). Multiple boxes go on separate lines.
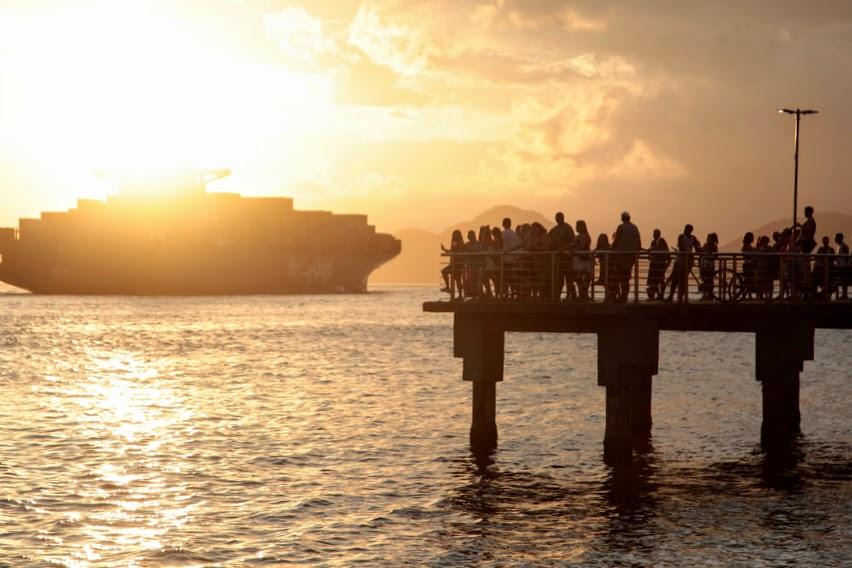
top-left (424, 251), bottom-right (852, 461)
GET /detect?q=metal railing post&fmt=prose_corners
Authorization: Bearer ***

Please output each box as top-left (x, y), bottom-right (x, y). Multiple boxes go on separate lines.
top-left (604, 253), bottom-right (610, 302)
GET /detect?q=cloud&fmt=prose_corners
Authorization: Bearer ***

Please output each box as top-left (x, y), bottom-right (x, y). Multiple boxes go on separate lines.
top-left (264, 6), bottom-right (337, 64)
top-left (348, 4), bottom-right (431, 75)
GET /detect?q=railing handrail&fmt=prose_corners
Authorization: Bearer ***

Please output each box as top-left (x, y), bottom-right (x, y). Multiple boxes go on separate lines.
top-left (440, 250), bottom-right (845, 258)
top-left (437, 247), bottom-right (848, 304)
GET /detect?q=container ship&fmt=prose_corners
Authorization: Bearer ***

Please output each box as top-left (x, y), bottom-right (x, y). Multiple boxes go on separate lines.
top-left (0, 169), bottom-right (401, 294)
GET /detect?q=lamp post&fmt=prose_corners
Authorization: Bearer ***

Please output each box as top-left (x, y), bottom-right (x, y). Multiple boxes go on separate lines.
top-left (777, 108), bottom-right (818, 232)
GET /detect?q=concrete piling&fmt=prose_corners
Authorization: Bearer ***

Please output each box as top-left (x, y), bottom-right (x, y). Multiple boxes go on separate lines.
top-left (431, 302), bottom-right (839, 462)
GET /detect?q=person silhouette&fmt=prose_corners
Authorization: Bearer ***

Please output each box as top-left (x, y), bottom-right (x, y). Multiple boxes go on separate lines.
top-left (611, 212), bottom-right (641, 302)
top-left (797, 206), bottom-right (817, 254)
top-left (646, 229), bottom-right (669, 300)
top-left (835, 233), bottom-right (849, 299)
top-left (667, 224), bottom-right (699, 303)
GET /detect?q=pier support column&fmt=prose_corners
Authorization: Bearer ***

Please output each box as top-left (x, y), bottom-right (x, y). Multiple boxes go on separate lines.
top-left (598, 321), bottom-right (659, 461)
top-left (455, 314), bottom-right (504, 451)
top-left (756, 325), bottom-right (813, 447)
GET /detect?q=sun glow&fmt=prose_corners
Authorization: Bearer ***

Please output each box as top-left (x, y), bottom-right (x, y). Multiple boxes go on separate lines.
top-left (1, 1), bottom-right (334, 198)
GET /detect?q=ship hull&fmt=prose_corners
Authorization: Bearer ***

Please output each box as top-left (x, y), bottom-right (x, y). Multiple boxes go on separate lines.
top-left (0, 252), bottom-right (394, 295)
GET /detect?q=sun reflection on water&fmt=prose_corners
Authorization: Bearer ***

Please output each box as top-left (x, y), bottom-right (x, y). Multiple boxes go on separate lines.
top-left (47, 352), bottom-right (199, 566)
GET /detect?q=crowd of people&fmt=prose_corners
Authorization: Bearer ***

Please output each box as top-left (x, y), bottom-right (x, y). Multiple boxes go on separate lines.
top-left (440, 206), bottom-right (851, 303)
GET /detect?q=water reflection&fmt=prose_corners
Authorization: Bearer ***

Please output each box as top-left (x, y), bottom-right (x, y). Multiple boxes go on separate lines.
top-left (437, 447), bottom-right (664, 565)
top-left (49, 352), bottom-right (197, 564)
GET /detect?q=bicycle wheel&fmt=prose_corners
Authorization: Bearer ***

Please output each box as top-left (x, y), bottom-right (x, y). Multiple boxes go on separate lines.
top-left (717, 268), bottom-right (744, 303)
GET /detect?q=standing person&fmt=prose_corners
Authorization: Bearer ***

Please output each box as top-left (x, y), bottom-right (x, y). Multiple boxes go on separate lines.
top-left (501, 218), bottom-right (522, 298)
top-left (667, 224), bottom-right (700, 303)
top-left (463, 230), bottom-right (484, 299)
top-left (489, 227), bottom-right (504, 298)
top-left (699, 233), bottom-right (718, 300)
top-left (611, 212), bottom-right (642, 302)
top-left (755, 235), bottom-right (773, 299)
top-left (594, 233), bottom-right (611, 300)
top-left (768, 231), bottom-right (783, 298)
top-left (834, 233), bottom-right (849, 299)
top-left (549, 212), bottom-right (577, 300)
top-left (646, 229), bottom-right (670, 300)
top-left (524, 222), bottom-right (552, 299)
top-left (835, 233), bottom-right (849, 300)
top-left (574, 220), bottom-right (593, 300)
top-left (741, 232), bottom-right (757, 299)
top-left (478, 226), bottom-right (495, 298)
top-left (797, 206), bottom-right (817, 253)
top-left (813, 236), bottom-right (835, 299)
top-left (440, 229), bottom-right (465, 295)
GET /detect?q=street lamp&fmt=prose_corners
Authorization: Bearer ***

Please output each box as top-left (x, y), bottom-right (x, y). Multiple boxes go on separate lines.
top-left (777, 108), bottom-right (819, 233)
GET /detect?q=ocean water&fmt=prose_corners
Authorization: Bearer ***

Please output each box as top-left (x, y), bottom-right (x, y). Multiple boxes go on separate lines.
top-left (0, 286), bottom-right (849, 567)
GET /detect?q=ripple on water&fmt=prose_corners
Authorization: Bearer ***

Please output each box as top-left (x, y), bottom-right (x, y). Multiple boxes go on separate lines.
top-left (0, 289), bottom-right (849, 566)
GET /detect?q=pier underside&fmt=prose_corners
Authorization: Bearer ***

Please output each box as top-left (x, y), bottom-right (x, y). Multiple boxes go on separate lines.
top-left (424, 300), bottom-right (851, 460)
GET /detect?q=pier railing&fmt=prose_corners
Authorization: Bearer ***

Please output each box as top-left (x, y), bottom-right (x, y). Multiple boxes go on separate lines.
top-left (439, 250), bottom-right (849, 303)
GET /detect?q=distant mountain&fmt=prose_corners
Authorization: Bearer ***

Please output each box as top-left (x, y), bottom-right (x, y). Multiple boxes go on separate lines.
top-left (438, 205), bottom-right (551, 244)
top-left (720, 211), bottom-right (852, 251)
top-left (370, 205), bottom-right (549, 284)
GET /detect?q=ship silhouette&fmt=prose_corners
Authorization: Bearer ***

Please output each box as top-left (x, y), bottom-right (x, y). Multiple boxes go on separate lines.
top-left (0, 169), bottom-right (400, 294)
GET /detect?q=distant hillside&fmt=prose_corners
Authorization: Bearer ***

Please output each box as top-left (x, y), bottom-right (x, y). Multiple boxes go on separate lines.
top-left (437, 205), bottom-right (551, 244)
top-left (720, 212), bottom-right (852, 251)
top-left (370, 205), bottom-right (549, 284)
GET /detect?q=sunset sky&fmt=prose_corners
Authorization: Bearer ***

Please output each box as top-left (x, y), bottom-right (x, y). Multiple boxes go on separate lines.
top-left (0, 0), bottom-right (849, 239)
